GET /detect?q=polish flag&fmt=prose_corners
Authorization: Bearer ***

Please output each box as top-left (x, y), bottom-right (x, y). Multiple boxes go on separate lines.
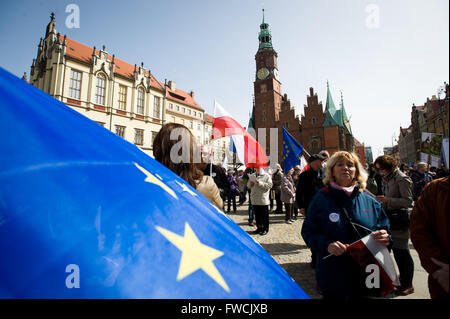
top-left (299, 156), bottom-right (309, 172)
top-left (212, 101), bottom-right (268, 168)
top-left (346, 234), bottom-right (400, 296)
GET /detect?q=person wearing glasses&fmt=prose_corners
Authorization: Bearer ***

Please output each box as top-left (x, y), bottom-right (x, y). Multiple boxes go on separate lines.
top-left (374, 155), bottom-right (414, 296)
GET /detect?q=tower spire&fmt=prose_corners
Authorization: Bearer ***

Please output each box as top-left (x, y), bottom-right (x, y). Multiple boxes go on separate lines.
top-left (258, 9), bottom-right (273, 50)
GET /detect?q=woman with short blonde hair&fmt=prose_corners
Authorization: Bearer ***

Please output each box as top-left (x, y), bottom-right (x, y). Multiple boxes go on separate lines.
top-left (323, 151), bottom-right (368, 191)
top-left (301, 151), bottom-right (392, 298)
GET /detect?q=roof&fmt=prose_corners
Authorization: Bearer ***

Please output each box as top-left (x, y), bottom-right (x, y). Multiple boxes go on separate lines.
top-left (60, 35), bottom-right (204, 111)
top-left (61, 35), bottom-right (165, 92)
top-left (203, 113), bottom-right (213, 123)
top-left (165, 84), bottom-right (204, 112)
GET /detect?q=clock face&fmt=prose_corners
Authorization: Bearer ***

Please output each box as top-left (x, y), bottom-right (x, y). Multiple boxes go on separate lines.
top-left (273, 69), bottom-right (279, 81)
top-left (257, 67), bottom-right (269, 80)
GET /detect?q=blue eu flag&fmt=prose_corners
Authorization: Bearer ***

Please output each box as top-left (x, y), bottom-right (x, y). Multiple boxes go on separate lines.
top-left (0, 67), bottom-right (309, 299)
top-left (282, 127), bottom-right (304, 172)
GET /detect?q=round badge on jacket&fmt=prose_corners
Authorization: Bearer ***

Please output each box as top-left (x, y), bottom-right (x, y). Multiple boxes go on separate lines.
top-left (329, 212), bottom-right (340, 223)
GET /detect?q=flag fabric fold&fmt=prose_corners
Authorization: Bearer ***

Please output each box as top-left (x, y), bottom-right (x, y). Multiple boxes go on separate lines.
top-left (212, 101), bottom-right (268, 168)
top-left (0, 67), bottom-right (308, 299)
top-left (346, 234), bottom-right (400, 296)
top-left (282, 127), bottom-right (304, 172)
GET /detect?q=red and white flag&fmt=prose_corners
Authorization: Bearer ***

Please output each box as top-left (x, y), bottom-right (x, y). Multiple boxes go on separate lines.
top-left (212, 101), bottom-right (268, 168)
top-left (346, 234), bottom-right (400, 296)
top-left (299, 156), bottom-right (308, 172)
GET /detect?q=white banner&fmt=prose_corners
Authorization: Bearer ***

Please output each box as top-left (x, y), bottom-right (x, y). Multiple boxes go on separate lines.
top-left (420, 152), bottom-right (429, 163)
top-left (431, 155), bottom-right (440, 168)
top-left (443, 138), bottom-right (449, 169)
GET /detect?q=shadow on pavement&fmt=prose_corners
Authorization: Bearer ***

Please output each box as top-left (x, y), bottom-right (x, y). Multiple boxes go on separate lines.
top-left (260, 242), bottom-right (309, 255)
top-left (279, 261), bottom-right (321, 299)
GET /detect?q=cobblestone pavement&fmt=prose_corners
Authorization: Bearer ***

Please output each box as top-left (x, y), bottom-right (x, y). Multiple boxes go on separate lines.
top-left (227, 201), bottom-right (430, 299)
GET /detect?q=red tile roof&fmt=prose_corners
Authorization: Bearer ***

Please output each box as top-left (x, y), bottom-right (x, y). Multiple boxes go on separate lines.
top-left (203, 113), bottom-right (213, 123)
top-left (61, 35), bottom-right (205, 111)
top-left (165, 85), bottom-right (204, 112)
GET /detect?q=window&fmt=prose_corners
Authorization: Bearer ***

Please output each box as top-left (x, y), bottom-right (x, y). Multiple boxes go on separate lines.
top-left (69, 69), bottom-right (81, 100)
top-left (197, 123), bottom-right (201, 130)
top-left (189, 121), bottom-right (193, 129)
top-left (312, 117), bottom-right (316, 125)
top-left (193, 111), bottom-right (196, 116)
top-left (134, 128), bottom-right (144, 145)
top-left (171, 116), bottom-right (176, 123)
top-left (95, 73), bottom-right (106, 105)
top-left (175, 105), bottom-right (180, 111)
top-left (153, 96), bottom-right (160, 118)
top-left (151, 131), bottom-right (158, 145)
top-left (115, 125), bottom-right (125, 138)
top-left (188, 109), bottom-right (191, 115)
top-left (136, 88), bottom-right (144, 115)
top-left (182, 107), bottom-right (186, 113)
top-left (169, 103), bottom-right (173, 109)
top-left (260, 83), bottom-right (267, 93)
top-left (118, 85), bottom-right (127, 110)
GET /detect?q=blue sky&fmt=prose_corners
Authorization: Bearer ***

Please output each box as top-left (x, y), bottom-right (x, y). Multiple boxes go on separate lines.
top-left (1, 0), bottom-right (448, 157)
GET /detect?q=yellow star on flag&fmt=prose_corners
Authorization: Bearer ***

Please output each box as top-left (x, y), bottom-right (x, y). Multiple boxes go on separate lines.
top-left (156, 222), bottom-right (230, 292)
top-left (175, 180), bottom-right (197, 197)
top-left (134, 163), bottom-right (178, 199)
top-left (209, 203), bottom-right (229, 219)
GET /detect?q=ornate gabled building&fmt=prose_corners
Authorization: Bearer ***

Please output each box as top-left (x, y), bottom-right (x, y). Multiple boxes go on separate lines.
top-left (28, 13), bottom-right (219, 158)
top-left (251, 12), bottom-right (358, 166)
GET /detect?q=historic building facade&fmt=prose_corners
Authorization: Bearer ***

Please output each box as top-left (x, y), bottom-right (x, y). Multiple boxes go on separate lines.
top-left (28, 14), bottom-right (227, 159)
top-left (402, 83), bottom-right (449, 164)
top-left (251, 13), bottom-right (360, 166)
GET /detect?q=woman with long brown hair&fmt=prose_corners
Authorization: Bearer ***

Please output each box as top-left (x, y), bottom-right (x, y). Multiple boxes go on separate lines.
top-left (152, 123), bottom-right (223, 209)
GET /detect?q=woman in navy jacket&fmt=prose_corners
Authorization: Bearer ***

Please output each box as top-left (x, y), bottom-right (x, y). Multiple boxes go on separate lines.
top-left (301, 151), bottom-right (392, 299)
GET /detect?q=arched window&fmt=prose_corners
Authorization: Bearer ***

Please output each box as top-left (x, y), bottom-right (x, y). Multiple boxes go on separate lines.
top-left (95, 73), bottom-right (106, 105)
top-left (312, 117), bottom-right (316, 125)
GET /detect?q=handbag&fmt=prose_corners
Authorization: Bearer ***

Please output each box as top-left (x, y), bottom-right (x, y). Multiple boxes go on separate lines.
top-left (386, 208), bottom-right (410, 230)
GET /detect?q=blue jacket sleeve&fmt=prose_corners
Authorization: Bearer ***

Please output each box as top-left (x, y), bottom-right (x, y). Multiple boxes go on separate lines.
top-left (301, 193), bottom-right (330, 255)
top-left (374, 200), bottom-right (394, 250)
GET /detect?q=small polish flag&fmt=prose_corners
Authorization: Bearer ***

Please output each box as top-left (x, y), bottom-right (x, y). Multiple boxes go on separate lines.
top-left (346, 234), bottom-right (400, 296)
top-left (299, 156), bottom-right (308, 172)
top-left (212, 101), bottom-right (268, 168)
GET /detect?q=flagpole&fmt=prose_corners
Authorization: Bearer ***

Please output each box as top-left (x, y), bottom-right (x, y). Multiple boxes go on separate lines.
top-left (210, 98), bottom-right (215, 176)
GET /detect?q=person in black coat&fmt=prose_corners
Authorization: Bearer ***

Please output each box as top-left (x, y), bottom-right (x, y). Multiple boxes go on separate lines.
top-left (296, 153), bottom-right (326, 269)
top-left (199, 145), bottom-right (230, 202)
top-left (295, 154), bottom-right (326, 216)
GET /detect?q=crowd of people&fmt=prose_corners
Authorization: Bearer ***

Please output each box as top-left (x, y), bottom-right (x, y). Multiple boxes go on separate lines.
top-left (152, 123), bottom-right (449, 300)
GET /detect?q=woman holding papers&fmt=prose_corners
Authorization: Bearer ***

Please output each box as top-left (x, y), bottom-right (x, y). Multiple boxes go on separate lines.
top-left (301, 151), bottom-right (392, 299)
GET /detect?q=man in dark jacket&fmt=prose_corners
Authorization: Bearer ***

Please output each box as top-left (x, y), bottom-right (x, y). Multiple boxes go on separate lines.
top-left (410, 162), bottom-right (432, 201)
top-left (296, 153), bottom-right (326, 269)
top-left (296, 154), bottom-right (326, 216)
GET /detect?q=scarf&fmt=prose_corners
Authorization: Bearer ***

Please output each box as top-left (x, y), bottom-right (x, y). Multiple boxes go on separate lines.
top-left (330, 181), bottom-right (357, 197)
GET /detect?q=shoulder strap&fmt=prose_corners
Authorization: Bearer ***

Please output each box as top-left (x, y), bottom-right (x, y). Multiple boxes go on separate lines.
top-left (338, 206), bottom-right (364, 239)
top-left (325, 189), bottom-right (364, 239)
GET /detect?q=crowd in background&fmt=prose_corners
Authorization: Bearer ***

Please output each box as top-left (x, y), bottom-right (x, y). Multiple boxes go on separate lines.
top-left (152, 123), bottom-right (449, 300)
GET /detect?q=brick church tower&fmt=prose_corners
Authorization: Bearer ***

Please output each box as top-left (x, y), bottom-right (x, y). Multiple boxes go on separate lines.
top-left (253, 10), bottom-right (301, 165)
top-left (252, 11), bottom-right (355, 167)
